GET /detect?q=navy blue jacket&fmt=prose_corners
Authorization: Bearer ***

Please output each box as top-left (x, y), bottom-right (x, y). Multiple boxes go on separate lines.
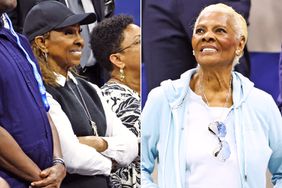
top-left (0, 26), bottom-right (53, 187)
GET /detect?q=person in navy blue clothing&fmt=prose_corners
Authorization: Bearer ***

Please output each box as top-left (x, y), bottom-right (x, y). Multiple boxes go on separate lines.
top-left (0, 0), bottom-right (66, 187)
top-left (143, 0), bottom-right (251, 95)
top-left (278, 45), bottom-right (282, 113)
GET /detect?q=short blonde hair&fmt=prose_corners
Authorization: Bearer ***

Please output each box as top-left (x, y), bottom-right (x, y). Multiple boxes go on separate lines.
top-left (193, 3), bottom-right (248, 66)
top-left (194, 3), bottom-right (248, 41)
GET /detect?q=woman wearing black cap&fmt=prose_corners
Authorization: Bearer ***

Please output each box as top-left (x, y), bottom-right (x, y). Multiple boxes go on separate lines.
top-left (23, 1), bottom-right (138, 188)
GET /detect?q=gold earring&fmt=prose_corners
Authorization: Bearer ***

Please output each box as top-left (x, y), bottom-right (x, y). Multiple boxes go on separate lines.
top-left (119, 66), bottom-right (125, 82)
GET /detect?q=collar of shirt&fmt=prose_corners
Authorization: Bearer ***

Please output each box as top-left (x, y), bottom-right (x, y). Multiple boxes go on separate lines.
top-left (0, 14), bottom-right (8, 29)
top-left (54, 71), bottom-right (78, 87)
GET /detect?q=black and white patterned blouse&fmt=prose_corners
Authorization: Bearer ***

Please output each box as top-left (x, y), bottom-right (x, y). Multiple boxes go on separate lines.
top-left (101, 81), bottom-right (140, 188)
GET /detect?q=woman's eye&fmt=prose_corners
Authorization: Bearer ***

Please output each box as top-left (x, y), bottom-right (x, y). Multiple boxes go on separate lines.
top-left (216, 28), bottom-right (226, 33)
top-left (64, 30), bottom-right (74, 35)
top-left (195, 28), bottom-right (204, 34)
top-left (134, 39), bottom-right (141, 45)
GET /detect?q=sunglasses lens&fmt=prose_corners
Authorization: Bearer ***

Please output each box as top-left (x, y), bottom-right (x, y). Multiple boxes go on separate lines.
top-left (209, 121), bottom-right (227, 137)
top-left (214, 140), bottom-right (231, 161)
top-left (209, 121), bottom-right (230, 161)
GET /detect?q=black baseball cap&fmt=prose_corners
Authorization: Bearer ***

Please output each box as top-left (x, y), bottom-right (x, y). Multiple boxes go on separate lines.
top-left (23, 1), bottom-right (96, 42)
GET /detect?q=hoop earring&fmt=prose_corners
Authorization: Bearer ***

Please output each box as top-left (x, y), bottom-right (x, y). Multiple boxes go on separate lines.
top-left (119, 66), bottom-right (125, 82)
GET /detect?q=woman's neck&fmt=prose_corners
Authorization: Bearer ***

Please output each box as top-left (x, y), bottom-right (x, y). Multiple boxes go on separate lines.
top-left (190, 67), bottom-right (233, 107)
top-left (48, 60), bottom-right (69, 77)
top-left (111, 69), bottom-right (140, 95)
top-left (200, 68), bottom-right (232, 91)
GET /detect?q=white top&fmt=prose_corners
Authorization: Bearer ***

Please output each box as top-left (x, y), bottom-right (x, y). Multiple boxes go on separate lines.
top-left (47, 72), bottom-right (138, 176)
top-left (185, 90), bottom-right (241, 188)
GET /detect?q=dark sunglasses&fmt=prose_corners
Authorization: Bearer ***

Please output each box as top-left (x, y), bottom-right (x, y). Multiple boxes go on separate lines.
top-left (208, 121), bottom-right (231, 162)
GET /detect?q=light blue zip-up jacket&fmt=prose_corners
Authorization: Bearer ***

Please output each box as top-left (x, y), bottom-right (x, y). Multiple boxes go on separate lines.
top-left (141, 68), bottom-right (282, 188)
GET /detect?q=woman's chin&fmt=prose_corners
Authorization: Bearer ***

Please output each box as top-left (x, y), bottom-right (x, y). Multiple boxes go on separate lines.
top-left (69, 60), bottom-right (81, 68)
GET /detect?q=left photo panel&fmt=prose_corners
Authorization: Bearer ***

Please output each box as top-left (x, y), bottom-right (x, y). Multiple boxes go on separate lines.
top-left (1, 0), bottom-right (141, 187)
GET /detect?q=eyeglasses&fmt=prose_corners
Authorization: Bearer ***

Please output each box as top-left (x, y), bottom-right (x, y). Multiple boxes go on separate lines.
top-left (208, 121), bottom-right (231, 162)
top-left (116, 37), bottom-right (141, 53)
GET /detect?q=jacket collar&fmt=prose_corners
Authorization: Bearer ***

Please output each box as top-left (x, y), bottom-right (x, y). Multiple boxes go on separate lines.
top-left (55, 71), bottom-right (78, 87)
top-left (160, 68), bottom-right (254, 109)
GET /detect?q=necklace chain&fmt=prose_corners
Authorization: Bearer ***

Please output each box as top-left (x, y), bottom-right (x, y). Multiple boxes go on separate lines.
top-left (200, 75), bottom-right (232, 109)
top-left (66, 80), bottom-right (99, 136)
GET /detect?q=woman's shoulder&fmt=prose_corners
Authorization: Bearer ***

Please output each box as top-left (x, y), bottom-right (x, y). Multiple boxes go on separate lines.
top-left (102, 81), bottom-right (127, 92)
top-left (234, 72), bottom-right (276, 107)
top-left (249, 87), bottom-right (275, 104)
top-left (102, 82), bottom-right (137, 98)
top-left (246, 87), bottom-right (280, 116)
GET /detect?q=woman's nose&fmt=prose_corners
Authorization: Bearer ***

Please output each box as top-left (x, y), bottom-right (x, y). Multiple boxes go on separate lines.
top-left (202, 31), bottom-right (215, 42)
top-left (74, 34), bottom-right (84, 48)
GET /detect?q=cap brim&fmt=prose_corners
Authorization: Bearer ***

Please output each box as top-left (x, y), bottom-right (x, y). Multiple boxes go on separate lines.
top-left (55, 12), bottom-right (96, 29)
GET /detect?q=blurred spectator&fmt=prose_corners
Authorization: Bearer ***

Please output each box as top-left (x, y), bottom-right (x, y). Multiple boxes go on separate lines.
top-left (91, 15), bottom-right (141, 187)
top-left (247, 0), bottom-right (282, 103)
top-left (278, 45), bottom-right (282, 112)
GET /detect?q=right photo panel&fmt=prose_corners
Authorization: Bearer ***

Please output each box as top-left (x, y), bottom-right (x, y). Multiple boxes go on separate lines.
top-left (141, 0), bottom-right (282, 188)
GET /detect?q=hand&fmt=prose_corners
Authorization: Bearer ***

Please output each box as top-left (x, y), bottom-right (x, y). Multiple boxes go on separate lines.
top-left (78, 136), bottom-right (108, 152)
top-left (0, 177), bottom-right (10, 188)
top-left (30, 164), bottom-right (66, 188)
top-left (111, 159), bottom-right (120, 173)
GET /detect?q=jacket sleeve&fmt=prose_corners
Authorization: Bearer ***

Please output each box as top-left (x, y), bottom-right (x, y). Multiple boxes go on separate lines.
top-left (266, 95), bottom-right (282, 187)
top-left (47, 93), bottom-right (112, 176)
top-left (141, 88), bottom-right (163, 188)
top-left (91, 84), bottom-right (138, 166)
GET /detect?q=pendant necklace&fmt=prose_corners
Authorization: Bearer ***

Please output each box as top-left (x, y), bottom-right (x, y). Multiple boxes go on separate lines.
top-left (200, 75), bottom-right (233, 161)
top-left (200, 75), bottom-right (232, 119)
top-left (66, 80), bottom-right (99, 136)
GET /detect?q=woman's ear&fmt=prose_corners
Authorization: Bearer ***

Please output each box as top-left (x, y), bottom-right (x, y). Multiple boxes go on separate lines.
top-left (34, 36), bottom-right (48, 53)
top-left (235, 36), bottom-right (246, 56)
top-left (237, 36), bottom-right (246, 53)
top-left (109, 53), bottom-right (125, 69)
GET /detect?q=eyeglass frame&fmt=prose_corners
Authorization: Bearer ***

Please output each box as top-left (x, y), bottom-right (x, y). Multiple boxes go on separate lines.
top-left (115, 36), bottom-right (141, 53)
top-left (208, 121), bottom-right (231, 161)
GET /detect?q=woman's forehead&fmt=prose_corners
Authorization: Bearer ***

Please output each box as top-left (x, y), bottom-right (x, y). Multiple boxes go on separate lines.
top-left (197, 11), bottom-right (233, 25)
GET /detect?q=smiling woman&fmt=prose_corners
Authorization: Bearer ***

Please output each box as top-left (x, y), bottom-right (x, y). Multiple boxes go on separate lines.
top-left (192, 4), bottom-right (247, 70)
top-left (23, 1), bottom-right (138, 188)
top-left (141, 3), bottom-right (282, 188)
top-left (23, 0), bottom-right (95, 87)
top-left (43, 25), bottom-right (84, 77)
